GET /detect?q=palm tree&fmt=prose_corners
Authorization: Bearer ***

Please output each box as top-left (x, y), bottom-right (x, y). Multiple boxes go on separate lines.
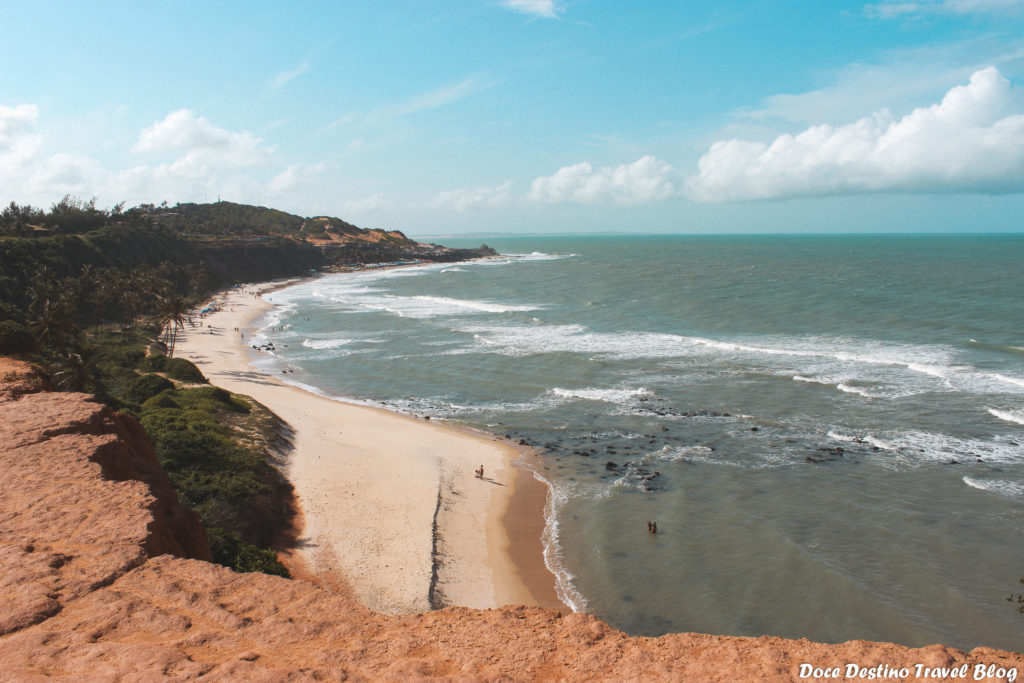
top-left (28, 287), bottom-right (79, 353)
top-left (51, 344), bottom-right (102, 393)
top-left (155, 295), bottom-right (190, 357)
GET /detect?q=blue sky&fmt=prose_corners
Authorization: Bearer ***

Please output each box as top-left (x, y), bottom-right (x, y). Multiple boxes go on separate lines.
top-left (2, 0), bottom-right (1024, 234)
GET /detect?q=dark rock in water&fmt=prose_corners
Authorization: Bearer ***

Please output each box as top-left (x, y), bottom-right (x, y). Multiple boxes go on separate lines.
top-left (518, 439), bottom-right (528, 446)
top-left (806, 456), bottom-right (822, 463)
top-left (949, 460), bottom-right (959, 464)
top-left (750, 427), bottom-right (759, 432)
top-left (606, 461), bottom-right (618, 470)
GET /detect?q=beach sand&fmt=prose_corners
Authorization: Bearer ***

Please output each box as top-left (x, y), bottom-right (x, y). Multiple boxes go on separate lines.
top-left (174, 280), bottom-right (564, 614)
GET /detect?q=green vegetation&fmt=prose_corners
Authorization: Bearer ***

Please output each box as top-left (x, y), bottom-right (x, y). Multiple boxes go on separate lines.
top-left (149, 201), bottom-right (304, 236)
top-left (165, 357), bottom-right (208, 383)
top-left (207, 528), bottom-right (289, 577)
top-left (126, 373), bottom-right (175, 404)
top-left (139, 382), bottom-right (293, 573)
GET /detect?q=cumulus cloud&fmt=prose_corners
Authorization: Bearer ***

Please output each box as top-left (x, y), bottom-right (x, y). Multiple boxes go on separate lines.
top-left (529, 156), bottom-right (677, 204)
top-left (432, 182), bottom-right (513, 211)
top-left (500, 0), bottom-right (560, 18)
top-left (866, 0), bottom-right (1024, 16)
top-left (0, 104), bottom-right (329, 209)
top-left (134, 109), bottom-right (269, 167)
top-left (27, 153), bottom-right (104, 196)
top-left (0, 104), bottom-right (42, 176)
top-left (687, 67), bottom-right (1024, 202)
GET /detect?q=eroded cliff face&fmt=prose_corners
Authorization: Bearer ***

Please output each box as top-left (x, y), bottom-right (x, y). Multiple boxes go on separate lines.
top-left (0, 359), bottom-right (1020, 681)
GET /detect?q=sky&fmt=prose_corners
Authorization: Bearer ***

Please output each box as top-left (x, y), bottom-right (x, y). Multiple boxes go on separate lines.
top-left (2, 0), bottom-right (1024, 235)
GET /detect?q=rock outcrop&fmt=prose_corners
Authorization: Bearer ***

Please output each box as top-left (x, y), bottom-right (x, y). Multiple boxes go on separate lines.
top-left (1, 359), bottom-right (1021, 681)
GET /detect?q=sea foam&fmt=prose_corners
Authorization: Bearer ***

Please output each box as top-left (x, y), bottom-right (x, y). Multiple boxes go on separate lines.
top-left (988, 408), bottom-right (1024, 426)
top-left (963, 476), bottom-right (1024, 499)
top-left (550, 387), bottom-right (650, 404)
top-left (302, 337), bottom-right (353, 350)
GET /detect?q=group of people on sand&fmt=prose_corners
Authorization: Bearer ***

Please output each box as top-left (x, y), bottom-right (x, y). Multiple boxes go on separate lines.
top-left (647, 520), bottom-right (658, 534)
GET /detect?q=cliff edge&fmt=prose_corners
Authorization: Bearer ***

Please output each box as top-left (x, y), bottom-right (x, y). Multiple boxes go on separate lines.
top-left (0, 359), bottom-right (1020, 681)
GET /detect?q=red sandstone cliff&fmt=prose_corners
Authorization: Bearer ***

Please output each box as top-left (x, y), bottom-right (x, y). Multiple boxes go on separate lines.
top-left (0, 358), bottom-right (1020, 681)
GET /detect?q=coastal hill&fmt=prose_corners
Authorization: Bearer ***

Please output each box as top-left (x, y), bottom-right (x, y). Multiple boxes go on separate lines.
top-left (1, 359), bottom-right (1021, 679)
top-left (143, 200), bottom-right (414, 246)
top-left (0, 197), bottom-right (494, 343)
top-left (136, 200), bottom-right (491, 264)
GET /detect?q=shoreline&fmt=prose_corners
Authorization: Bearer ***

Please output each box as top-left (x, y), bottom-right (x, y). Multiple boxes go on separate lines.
top-left (174, 277), bottom-right (567, 614)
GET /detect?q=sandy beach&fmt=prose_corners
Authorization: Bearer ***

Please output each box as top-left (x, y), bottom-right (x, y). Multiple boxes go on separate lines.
top-left (174, 280), bottom-right (562, 614)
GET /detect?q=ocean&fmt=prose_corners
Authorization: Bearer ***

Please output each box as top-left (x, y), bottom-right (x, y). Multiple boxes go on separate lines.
top-left (253, 234), bottom-right (1024, 652)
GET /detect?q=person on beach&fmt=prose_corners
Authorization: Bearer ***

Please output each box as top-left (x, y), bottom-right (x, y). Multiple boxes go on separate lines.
top-left (475, 465), bottom-right (484, 479)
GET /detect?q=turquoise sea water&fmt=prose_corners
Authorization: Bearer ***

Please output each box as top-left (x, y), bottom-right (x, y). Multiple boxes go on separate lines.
top-left (254, 235), bottom-right (1024, 651)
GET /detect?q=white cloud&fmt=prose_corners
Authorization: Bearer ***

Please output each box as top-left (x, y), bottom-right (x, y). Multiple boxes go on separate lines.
top-left (866, 0), bottom-right (1024, 17)
top-left (0, 104), bottom-right (42, 177)
top-left (432, 182), bottom-right (514, 211)
top-left (529, 156), bottom-right (678, 204)
top-left (740, 63), bottom-right (978, 127)
top-left (343, 193), bottom-right (386, 214)
top-left (27, 153), bottom-right (104, 196)
top-left (134, 109), bottom-right (269, 167)
top-left (687, 67), bottom-right (1024, 202)
top-left (500, 0), bottom-right (560, 18)
top-left (0, 105), bottom-right (328, 209)
top-left (267, 162), bottom-right (332, 195)
top-left (270, 60), bottom-right (311, 90)
top-left (321, 77), bottom-right (494, 134)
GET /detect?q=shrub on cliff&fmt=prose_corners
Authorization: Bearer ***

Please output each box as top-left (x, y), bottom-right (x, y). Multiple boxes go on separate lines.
top-left (140, 386), bottom-right (293, 551)
top-left (206, 527), bottom-right (289, 577)
top-left (138, 354), bottom-right (167, 373)
top-left (164, 357), bottom-right (207, 383)
top-left (126, 373), bottom-right (175, 404)
top-left (174, 385), bottom-right (247, 412)
top-left (142, 392), bottom-right (180, 410)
